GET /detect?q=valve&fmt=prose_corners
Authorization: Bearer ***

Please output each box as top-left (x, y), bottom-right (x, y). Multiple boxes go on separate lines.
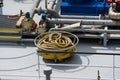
top-left (22, 12), bottom-right (37, 32)
top-left (41, 13), bottom-right (47, 20)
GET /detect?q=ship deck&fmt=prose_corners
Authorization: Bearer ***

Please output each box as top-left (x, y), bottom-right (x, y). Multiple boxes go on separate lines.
top-left (0, 0), bottom-right (120, 80)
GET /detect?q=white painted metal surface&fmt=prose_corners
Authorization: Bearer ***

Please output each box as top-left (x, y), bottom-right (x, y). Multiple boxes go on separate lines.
top-left (0, 0), bottom-right (120, 80)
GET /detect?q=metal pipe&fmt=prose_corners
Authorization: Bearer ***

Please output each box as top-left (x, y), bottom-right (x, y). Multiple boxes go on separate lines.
top-left (45, 0), bottom-right (48, 10)
top-left (61, 23), bottom-right (102, 29)
top-left (54, 0), bottom-right (61, 12)
top-left (0, 39), bottom-right (35, 42)
top-left (47, 9), bottom-right (60, 17)
top-left (35, 8), bottom-right (60, 18)
top-left (46, 0), bottom-right (60, 18)
top-left (30, 0), bottom-right (42, 18)
top-left (50, 28), bottom-right (120, 34)
top-left (61, 15), bottom-right (101, 19)
top-left (109, 3), bottom-right (120, 20)
top-left (61, 23), bottom-right (81, 29)
top-left (47, 0), bottom-right (56, 10)
top-left (103, 26), bottom-right (108, 46)
top-left (48, 18), bottom-right (120, 26)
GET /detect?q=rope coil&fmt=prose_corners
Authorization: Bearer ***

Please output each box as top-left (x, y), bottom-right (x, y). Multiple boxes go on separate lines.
top-left (34, 31), bottom-right (79, 61)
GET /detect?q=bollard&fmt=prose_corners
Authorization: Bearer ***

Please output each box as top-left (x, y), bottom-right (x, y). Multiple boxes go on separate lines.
top-left (44, 67), bottom-right (52, 80)
top-left (97, 70), bottom-right (101, 80)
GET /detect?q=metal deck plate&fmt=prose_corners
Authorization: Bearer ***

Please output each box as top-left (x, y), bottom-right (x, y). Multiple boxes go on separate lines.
top-left (0, 0), bottom-right (120, 80)
top-left (0, 15), bottom-right (18, 28)
top-left (0, 40), bottom-right (120, 80)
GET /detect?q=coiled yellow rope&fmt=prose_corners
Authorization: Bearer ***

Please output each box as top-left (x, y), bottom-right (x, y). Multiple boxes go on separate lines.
top-left (36, 32), bottom-right (77, 61)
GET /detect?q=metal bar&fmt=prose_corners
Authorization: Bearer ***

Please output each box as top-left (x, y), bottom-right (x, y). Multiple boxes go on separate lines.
top-left (48, 18), bottom-right (120, 26)
top-left (47, 0), bottom-right (56, 10)
top-left (113, 55), bottom-right (115, 80)
top-left (61, 15), bottom-right (101, 19)
top-left (37, 51), bottom-right (120, 55)
top-left (45, 0), bottom-right (47, 10)
top-left (50, 28), bottom-right (120, 34)
top-left (30, 0), bottom-right (42, 18)
top-left (37, 53), bottom-right (40, 80)
top-left (0, 36), bottom-right (21, 39)
top-left (0, 39), bottom-right (34, 42)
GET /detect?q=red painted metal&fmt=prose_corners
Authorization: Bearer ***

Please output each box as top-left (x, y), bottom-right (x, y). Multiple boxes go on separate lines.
top-left (107, 0), bottom-right (120, 4)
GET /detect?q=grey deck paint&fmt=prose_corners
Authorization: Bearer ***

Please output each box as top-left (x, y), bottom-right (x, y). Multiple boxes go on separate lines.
top-left (0, 0), bottom-right (120, 80)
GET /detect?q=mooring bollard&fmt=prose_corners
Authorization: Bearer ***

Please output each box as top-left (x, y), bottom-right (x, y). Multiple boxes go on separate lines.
top-left (44, 67), bottom-right (52, 80)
